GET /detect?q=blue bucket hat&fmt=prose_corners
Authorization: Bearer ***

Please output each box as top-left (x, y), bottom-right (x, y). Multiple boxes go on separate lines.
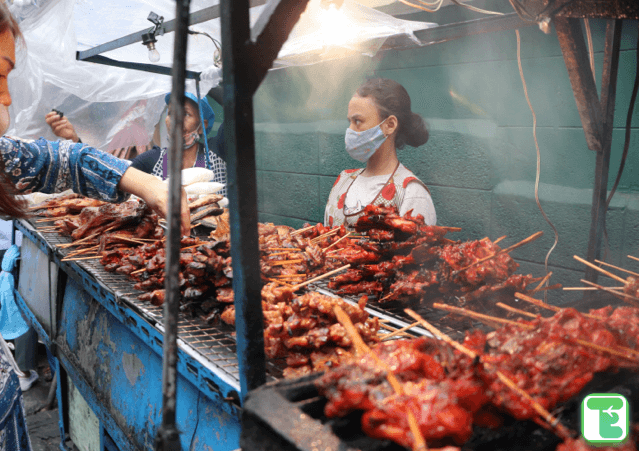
top-left (165, 92), bottom-right (215, 135)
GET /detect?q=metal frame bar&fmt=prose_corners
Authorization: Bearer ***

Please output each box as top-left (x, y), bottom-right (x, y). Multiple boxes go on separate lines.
top-left (220, 0), bottom-right (311, 398)
top-left (77, 55), bottom-right (201, 80)
top-left (585, 20), bottom-right (622, 285)
top-left (76, 1), bottom-right (268, 61)
top-left (556, 18), bottom-right (623, 286)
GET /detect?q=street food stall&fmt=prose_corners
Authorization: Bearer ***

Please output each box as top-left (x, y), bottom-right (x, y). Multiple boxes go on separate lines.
top-left (7, 0), bottom-right (639, 450)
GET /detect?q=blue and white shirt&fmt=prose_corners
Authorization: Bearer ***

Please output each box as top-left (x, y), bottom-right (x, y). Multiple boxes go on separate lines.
top-left (0, 136), bottom-right (132, 201)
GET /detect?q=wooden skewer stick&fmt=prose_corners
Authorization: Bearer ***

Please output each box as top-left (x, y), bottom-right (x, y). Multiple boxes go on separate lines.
top-left (628, 255), bottom-right (639, 263)
top-left (492, 235), bottom-right (507, 245)
top-left (580, 279), bottom-right (639, 308)
top-left (573, 255), bottom-right (627, 284)
top-left (515, 292), bottom-right (562, 315)
top-left (310, 228), bottom-right (340, 243)
top-left (290, 225), bottom-right (315, 236)
top-left (530, 271), bottom-right (553, 293)
top-left (563, 286), bottom-right (623, 291)
top-left (266, 278), bottom-right (294, 287)
top-left (108, 235), bottom-right (147, 245)
top-left (269, 259), bottom-right (305, 267)
top-left (130, 267), bottom-right (147, 276)
top-left (405, 309), bottom-right (571, 439)
top-left (436, 226), bottom-right (462, 232)
top-left (433, 303), bottom-right (526, 329)
top-left (594, 259), bottom-right (639, 278)
top-left (496, 302), bottom-right (539, 318)
top-left (65, 245), bottom-right (99, 258)
top-left (435, 303), bottom-right (639, 362)
top-left (263, 248), bottom-right (303, 252)
top-left (58, 225), bottom-right (117, 249)
top-left (514, 292), bottom-right (601, 320)
top-left (533, 283), bottom-right (562, 292)
top-left (323, 232), bottom-right (352, 251)
top-left (454, 231), bottom-right (543, 274)
top-left (334, 306), bottom-right (428, 451)
top-left (381, 321), bottom-right (421, 341)
top-left (61, 255), bottom-right (100, 262)
top-left (268, 251), bottom-right (303, 257)
top-left (291, 264), bottom-right (350, 291)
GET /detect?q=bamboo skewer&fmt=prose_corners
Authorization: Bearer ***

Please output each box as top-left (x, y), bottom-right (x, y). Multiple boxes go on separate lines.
top-left (268, 251), bottom-right (303, 257)
top-left (434, 303), bottom-right (524, 329)
top-left (266, 278), bottom-right (294, 287)
top-left (404, 309), bottom-right (571, 439)
top-left (290, 225), bottom-right (315, 236)
top-left (334, 306), bottom-right (428, 451)
top-left (291, 264), bottom-right (350, 290)
top-left (496, 302), bottom-right (539, 318)
top-left (580, 279), bottom-right (639, 308)
top-left (531, 271), bottom-right (553, 293)
top-left (61, 255), bottom-right (101, 262)
top-left (65, 245), bottom-right (99, 258)
top-left (310, 228), bottom-right (340, 243)
top-left (130, 267), bottom-right (147, 276)
top-left (434, 303), bottom-right (639, 362)
top-left (58, 225), bottom-right (117, 249)
top-left (492, 235), bottom-right (507, 245)
top-left (594, 259), bottom-right (639, 278)
top-left (628, 255), bottom-right (639, 263)
top-left (381, 321), bottom-right (421, 341)
top-left (563, 286), bottom-right (623, 291)
top-left (323, 232), bottom-right (352, 251)
top-left (573, 255), bottom-right (627, 284)
top-left (263, 248), bottom-right (303, 252)
top-left (532, 283), bottom-right (562, 292)
top-left (515, 292), bottom-right (600, 320)
top-left (270, 259), bottom-right (305, 267)
top-left (454, 231), bottom-right (543, 274)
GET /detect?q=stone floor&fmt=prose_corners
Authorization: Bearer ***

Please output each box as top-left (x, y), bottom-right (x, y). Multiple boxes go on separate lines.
top-left (21, 344), bottom-right (62, 451)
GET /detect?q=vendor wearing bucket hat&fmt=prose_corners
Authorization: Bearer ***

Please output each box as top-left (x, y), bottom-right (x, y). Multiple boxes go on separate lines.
top-left (130, 92), bottom-right (227, 195)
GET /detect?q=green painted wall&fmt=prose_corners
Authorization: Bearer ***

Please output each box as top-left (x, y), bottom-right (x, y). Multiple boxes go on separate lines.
top-left (247, 3), bottom-right (639, 306)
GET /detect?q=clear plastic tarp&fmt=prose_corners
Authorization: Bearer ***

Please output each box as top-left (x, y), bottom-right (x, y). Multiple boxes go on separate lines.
top-left (6, 0), bottom-right (436, 152)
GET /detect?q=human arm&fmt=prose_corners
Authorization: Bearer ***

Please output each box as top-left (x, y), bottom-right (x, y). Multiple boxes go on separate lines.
top-left (399, 182), bottom-right (437, 225)
top-left (0, 136), bottom-right (190, 234)
top-left (44, 111), bottom-right (80, 143)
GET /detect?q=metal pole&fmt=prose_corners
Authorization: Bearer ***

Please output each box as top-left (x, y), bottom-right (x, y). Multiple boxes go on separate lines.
top-left (220, 0), bottom-right (266, 399)
top-left (584, 19), bottom-right (622, 287)
top-left (155, 0), bottom-right (190, 449)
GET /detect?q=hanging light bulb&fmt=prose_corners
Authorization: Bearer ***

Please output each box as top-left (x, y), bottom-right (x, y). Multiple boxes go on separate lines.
top-left (147, 41), bottom-right (161, 63)
top-left (141, 12), bottom-right (164, 63)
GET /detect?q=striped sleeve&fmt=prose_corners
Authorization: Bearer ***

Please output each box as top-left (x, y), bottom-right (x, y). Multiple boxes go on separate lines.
top-left (0, 136), bottom-right (132, 202)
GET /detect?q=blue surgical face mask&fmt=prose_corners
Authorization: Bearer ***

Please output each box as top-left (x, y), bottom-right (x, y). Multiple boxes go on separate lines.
top-left (344, 119), bottom-right (387, 162)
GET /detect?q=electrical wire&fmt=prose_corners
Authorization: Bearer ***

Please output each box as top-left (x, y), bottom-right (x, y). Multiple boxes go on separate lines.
top-left (516, 29), bottom-right (560, 300)
top-left (584, 18), bottom-right (595, 85)
top-left (188, 28), bottom-right (222, 67)
top-left (450, 0), bottom-right (504, 16)
top-left (605, 25), bottom-right (639, 214)
top-left (451, 0), bottom-right (559, 296)
top-left (397, 0), bottom-right (444, 13)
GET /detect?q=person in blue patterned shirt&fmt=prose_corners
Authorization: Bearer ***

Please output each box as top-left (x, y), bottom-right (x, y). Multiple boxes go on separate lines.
top-left (0, 4), bottom-right (190, 449)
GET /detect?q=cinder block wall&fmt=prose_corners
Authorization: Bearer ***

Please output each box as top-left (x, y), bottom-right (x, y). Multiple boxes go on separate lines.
top-left (245, 3), bottom-right (639, 306)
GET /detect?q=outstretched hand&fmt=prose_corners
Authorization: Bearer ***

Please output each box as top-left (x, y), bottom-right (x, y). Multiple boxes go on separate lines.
top-left (118, 167), bottom-right (191, 236)
top-left (45, 111), bottom-right (80, 143)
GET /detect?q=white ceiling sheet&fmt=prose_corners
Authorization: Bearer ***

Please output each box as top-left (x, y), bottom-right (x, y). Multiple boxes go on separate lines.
top-left (6, 0), bottom-right (435, 151)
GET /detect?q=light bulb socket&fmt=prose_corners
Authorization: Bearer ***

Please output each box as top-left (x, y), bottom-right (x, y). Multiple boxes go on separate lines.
top-left (141, 32), bottom-right (157, 47)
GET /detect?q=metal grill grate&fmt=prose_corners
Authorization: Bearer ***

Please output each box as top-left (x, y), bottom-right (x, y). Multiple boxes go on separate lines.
top-left (309, 280), bottom-right (488, 342)
top-left (28, 219), bottom-right (277, 384)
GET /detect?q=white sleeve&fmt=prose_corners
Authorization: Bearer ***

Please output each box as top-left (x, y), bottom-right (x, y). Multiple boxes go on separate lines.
top-left (399, 182), bottom-right (437, 225)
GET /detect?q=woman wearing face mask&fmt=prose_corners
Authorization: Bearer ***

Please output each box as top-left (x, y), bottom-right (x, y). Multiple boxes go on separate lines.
top-left (130, 92), bottom-right (227, 194)
top-left (324, 78), bottom-right (436, 228)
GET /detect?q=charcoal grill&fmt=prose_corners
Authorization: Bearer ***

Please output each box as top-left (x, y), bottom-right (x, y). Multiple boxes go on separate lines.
top-left (16, 218), bottom-right (431, 388)
top-left (242, 365), bottom-right (639, 451)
